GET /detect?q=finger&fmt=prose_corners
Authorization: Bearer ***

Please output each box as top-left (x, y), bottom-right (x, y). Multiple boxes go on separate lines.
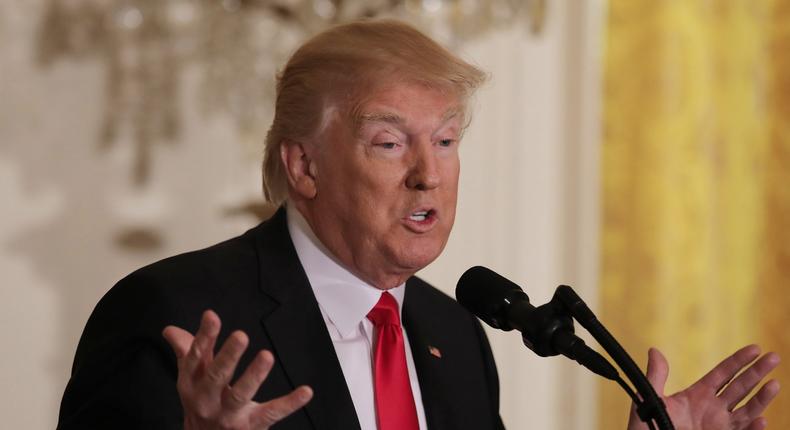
top-left (646, 347), bottom-right (670, 396)
top-left (203, 330), bottom-right (249, 388)
top-left (251, 386), bottom-right (313, 427)
top-left (732, 380), bottom-right (781, 424)
top-left (696, 345), bottom-right (761, 393)
top-left (162, 325), bottom-right (194, 361)
top-left (744, 417), bottom-right (768, 430)
top-left (224, 350), bottom-right (275, 410)
top-left (720, 352), bottom-right (780, 410)
top-left (184, 310), bottom-right (221, 373)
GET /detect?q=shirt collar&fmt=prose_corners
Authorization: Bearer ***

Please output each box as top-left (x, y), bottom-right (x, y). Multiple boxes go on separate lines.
top-left (286, 203), bottom-right (405, 338)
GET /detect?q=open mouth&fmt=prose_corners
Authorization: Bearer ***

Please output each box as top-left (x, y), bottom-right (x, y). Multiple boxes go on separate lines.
top-left (408, 209), bottom-right (436, 222)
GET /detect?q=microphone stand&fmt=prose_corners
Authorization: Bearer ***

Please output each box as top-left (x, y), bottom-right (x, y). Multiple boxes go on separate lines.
top-left (550, 285), bottom-right (675, 430)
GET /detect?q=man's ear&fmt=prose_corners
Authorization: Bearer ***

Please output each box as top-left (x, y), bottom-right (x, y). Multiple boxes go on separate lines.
top-left (280, 140), bottom-right (318, 199)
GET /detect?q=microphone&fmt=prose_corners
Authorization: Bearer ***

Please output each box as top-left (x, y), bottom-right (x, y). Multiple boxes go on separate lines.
top-left (456, 266), bottom-right (618, 380)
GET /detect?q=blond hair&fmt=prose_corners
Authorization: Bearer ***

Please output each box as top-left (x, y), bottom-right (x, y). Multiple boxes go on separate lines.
top-left (262, 19), bottom-right (487, 204)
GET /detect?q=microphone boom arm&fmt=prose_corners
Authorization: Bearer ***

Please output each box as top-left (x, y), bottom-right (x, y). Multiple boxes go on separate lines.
top-left (552, 286), bottom-right (675, 430)
top-left (506, 295), bottom-right (621, 381)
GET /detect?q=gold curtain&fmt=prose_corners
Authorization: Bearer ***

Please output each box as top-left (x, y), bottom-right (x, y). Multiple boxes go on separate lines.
top-left (600, 1), bottom-right (790, 428)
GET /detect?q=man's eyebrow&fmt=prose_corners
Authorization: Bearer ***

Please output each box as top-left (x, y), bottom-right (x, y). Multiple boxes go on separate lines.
top-left (358, 107), bottom-right (461, 125)
top-left (441, 107), bottom-right (461, 123)
top-left (358, 112), bottom-right (403, 124)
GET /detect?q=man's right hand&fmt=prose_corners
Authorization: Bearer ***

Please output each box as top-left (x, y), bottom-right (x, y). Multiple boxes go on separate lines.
top-left (163, 310), bottom-right (313, 429)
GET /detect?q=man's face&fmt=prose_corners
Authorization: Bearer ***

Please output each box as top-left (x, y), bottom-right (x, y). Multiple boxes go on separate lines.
top-left (302, 82), bottom-right (462, 289)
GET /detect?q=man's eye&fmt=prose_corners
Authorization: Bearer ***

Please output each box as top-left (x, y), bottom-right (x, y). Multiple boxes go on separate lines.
top-left (438, 139), bottom-right (455, 147)
top-left (376, 142), bottom-right (398, 149)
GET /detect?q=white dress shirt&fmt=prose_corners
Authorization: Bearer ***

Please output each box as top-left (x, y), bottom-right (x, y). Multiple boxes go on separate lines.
top-left (286, 206), bottom-right (428, 430)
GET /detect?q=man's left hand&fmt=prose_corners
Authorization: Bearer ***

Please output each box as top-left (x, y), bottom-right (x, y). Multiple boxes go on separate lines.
top-left (627, 345), bottom-right (780, 430)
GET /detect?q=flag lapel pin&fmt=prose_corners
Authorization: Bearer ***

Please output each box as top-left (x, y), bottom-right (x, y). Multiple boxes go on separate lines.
top-left (428, 345), bottom-right (442, 358)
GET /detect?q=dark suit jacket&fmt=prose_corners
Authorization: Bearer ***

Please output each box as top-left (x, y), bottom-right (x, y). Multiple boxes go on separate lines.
top-left (58, 208), bottom-right (505, 429)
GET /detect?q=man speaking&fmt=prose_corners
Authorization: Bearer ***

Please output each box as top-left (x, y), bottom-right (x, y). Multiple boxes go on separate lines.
top-left (58, 20), bottom-right (779, 430)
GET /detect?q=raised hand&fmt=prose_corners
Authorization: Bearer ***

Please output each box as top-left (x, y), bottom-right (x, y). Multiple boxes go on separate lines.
top-left (162, 310), bottom-right (313, 430)
top-left (628, 345), bottom-right (780, 430)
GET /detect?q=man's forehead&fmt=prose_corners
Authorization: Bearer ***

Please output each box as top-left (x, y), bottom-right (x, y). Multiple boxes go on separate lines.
top-left (341, 82), bottom-right (467, 134)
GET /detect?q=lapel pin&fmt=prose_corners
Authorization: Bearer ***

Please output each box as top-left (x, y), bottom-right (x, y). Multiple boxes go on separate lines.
top-left (428, 345), bottom-right (442, 358)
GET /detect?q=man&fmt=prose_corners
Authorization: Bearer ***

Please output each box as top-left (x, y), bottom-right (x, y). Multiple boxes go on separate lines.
top-left (58, 20), bottom-right (779, 430)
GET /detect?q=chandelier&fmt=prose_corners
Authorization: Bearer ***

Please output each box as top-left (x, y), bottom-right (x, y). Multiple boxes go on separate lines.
top-left (37, 0), bottom-right (547, 187)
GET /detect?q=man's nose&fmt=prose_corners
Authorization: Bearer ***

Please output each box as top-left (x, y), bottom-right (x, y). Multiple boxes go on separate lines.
top-left (405, 144), bottom-right (440, 191)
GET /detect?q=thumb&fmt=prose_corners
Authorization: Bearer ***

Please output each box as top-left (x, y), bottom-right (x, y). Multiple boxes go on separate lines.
top-left (626, 348), bottom-right (670, 430)
top-left (162, 325), bottom-right (194, 360)
top-left (645, 347), bottom-right (669, 396)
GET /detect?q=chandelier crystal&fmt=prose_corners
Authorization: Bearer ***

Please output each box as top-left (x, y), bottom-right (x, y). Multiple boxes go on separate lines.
top-left (37, 0), bottom-right (546, 186)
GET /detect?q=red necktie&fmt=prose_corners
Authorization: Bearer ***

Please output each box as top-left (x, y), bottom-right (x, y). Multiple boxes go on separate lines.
top-left (367, 292), bottom-right (420, 430)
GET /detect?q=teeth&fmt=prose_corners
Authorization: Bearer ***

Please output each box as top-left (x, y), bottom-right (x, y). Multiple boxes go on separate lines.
top-left (409, 210), bottom-right (429, 222)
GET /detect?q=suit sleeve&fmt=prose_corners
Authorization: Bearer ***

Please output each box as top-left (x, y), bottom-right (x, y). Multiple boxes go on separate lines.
top-left (57, 272), bottom-right (187, 429)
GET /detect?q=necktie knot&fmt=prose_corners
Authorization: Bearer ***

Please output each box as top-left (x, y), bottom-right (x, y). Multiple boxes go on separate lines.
top-left (367, 292), bottom-right (401, 327)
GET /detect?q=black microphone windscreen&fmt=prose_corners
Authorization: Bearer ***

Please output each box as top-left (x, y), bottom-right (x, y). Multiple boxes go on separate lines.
top-left (456, 266), bottom-right (528, 329)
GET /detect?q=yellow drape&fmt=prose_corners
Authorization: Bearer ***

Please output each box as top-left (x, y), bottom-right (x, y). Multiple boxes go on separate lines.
top-left (600, 1), bottom-right (789, 428)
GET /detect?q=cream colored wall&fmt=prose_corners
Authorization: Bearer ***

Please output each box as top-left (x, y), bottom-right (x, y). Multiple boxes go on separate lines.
top-left (0, 1), bottom-right (604, 429)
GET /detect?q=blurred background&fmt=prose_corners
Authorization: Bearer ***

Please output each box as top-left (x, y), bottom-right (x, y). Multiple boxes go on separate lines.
top-left (0, 0), bottom-right (787, 428)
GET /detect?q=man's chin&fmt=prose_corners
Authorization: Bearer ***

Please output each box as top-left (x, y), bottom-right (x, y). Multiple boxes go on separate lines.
top-left (393, 245), bottom-right (444, 273)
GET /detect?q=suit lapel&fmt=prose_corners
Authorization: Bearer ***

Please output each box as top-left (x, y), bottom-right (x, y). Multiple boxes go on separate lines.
top-left (403, 279), bottom-right (448, 430)
top-left (252, 208), bottom-right (361, 430)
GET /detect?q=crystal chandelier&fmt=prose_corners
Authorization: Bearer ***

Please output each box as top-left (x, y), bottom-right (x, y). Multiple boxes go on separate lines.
top-left (37, 0), bottom-right (547, 186)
